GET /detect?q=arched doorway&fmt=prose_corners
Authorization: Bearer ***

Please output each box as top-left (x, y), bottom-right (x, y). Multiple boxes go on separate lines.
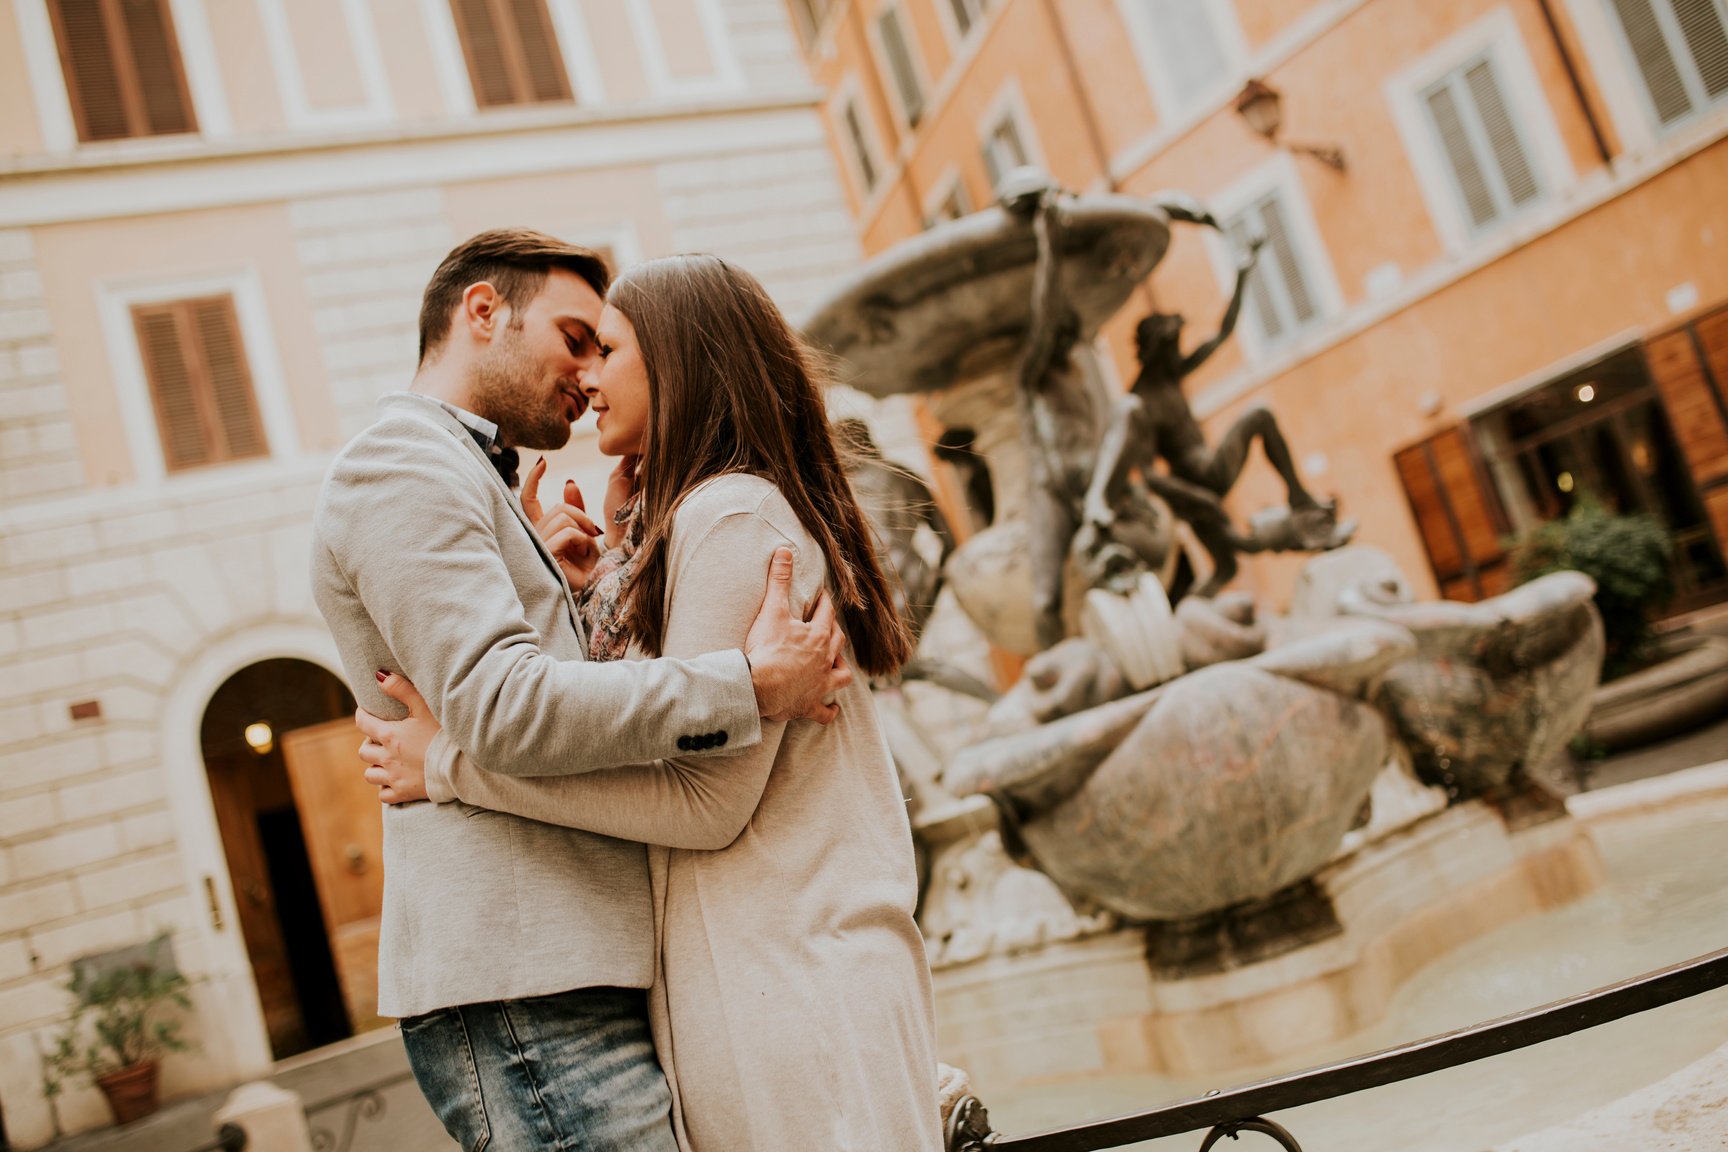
top-left (200, 659), bottom-right (384, 1060)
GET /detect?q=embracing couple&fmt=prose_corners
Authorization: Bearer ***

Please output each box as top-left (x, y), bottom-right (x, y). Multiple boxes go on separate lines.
top-left (310, 230), bottom-right (943, 1150)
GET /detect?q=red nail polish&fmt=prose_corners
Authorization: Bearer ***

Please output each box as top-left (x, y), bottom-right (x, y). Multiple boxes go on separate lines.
top-left (376, 670), bottom-right (388, 682)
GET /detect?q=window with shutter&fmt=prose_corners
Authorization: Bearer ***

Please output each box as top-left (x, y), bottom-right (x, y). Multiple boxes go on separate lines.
top-left (981, 115), bottom-right (1029, 191)
top-left (947, 0), bottom-right (988, 38)
top-left (1225, 192), bottom-right (1320, 350)
top-left (877, 7), bottom-right (925, 127)
top-left (841, 99), bottom-right (879, 193)
top-left (1608, 0), bottom-right (1728, 129)
top-left (47, 0), bottom-right (197, 142)
top-left (1420, 53), bottom-right (1544, 233)
top-left (1137, 0), bottom-right (1231, 113)
top-left (926, 179), bottom-right (972, 228)
top-left (448, 0), bottom-right (572, 108)
top-left (132, 296), bottom-right (268, 473)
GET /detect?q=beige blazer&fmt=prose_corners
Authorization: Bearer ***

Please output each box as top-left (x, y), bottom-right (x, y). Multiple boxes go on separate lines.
top-left (310, 392), bottom-right (762, 1017)
top-left (423, 475), bottom-right (943, 1151)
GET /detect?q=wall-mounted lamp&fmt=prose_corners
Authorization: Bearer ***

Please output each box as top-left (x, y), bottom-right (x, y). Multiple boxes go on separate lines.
top-left (244, 722), bottom-right (274, 757)
top-left (1235, 79), bottom-right (1347, 173)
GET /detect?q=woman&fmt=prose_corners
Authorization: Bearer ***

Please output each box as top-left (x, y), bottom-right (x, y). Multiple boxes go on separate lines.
top-left (356, 254), bottom-right (943, 1151)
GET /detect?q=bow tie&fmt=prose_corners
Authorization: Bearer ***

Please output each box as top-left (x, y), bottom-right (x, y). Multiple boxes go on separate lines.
top-left (460, 423), bottom-right (520, 489)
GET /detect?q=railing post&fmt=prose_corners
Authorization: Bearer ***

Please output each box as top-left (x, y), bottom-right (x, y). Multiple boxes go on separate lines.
top-left (213, 1082), bottom-right (315, 1152)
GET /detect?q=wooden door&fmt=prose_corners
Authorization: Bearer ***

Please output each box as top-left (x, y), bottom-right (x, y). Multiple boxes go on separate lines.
top-left (280, 718), bottom-right (387, 1034)
top-left (204, 752), bottom-right (309, 1056)
top-left (1646, 306), bottom-right (1728, 568)
top-left (1393, 424), bottom-right (1513, 601)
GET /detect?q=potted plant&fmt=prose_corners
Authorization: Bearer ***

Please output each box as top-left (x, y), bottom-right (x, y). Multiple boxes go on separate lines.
top-left (43, 934), bottom-right (194, 1126)
top-left (1511, 501), bottom-right (1728, 754)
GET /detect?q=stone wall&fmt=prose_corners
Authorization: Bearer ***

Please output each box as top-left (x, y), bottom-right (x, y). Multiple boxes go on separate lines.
top-left (0, 230), bottom-right (84, 507)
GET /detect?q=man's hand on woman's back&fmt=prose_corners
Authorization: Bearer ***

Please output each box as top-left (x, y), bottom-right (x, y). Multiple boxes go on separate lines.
top-left (745, 548), bottom-right (852, 724)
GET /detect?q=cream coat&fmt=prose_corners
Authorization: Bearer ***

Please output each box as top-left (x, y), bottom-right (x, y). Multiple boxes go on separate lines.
top-left (424, 474), bottom-right (943, 1152)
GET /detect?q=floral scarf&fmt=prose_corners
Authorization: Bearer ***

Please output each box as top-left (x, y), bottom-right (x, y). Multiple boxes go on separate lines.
top-left (577, 495), bottom-right (642, 663)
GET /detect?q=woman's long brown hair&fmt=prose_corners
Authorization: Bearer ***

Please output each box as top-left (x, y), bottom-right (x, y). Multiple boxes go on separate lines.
top-left (608, 255), bottom-right (913, 677)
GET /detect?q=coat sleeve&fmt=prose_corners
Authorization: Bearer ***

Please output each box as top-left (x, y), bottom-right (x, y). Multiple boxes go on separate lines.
top-left (315, 416), bottom-right (762, 777)
top-left (421, 508), bottom-right (813, 850)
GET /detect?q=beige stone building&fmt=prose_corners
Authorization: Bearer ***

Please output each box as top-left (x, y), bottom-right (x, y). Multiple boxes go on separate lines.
top-left (0, 0), bottom-right (863, 1145)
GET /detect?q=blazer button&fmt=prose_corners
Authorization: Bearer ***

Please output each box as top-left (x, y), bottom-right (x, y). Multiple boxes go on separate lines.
top-left (677, 736), bottom-right (692, 751)
top-left (715, 731), bottom-right (728, 747)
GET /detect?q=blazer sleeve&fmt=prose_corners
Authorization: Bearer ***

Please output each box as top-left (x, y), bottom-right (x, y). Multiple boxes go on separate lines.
top-left (420, 508), bottom-right (810, 850)
top-left (316, 417), bottom-right (762, 778)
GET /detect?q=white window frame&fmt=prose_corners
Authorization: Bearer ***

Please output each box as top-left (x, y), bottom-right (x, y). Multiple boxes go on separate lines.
top-left (831, 75), bottom-right (888, 204)
top-left (922, 167), bottom-right (972, 226)
top-left (1563, 0), bottom-right (1664, 156)
top-left (977, 79), bottom-right (1047, 198)
top-left (1113, 0), bottom-right (1248, 123)
top-left (1385, 8), bottom-right (1575, 255)
top-left (625, 0), bottom-right (744, 100)
top-left (936, 0), bottom-right (990, 50)
top-left (1204, 153), bottom-right (1343, 362)
top-left (1591, 0), bottom-right (1728, 138)
top-left (14, 0), bottom-right (233, 152)
top-left (97, 269), bottom-right (300, 487)
top-left (869, 0), bottom-right (929, 133)
top-left (557, 221), bottom-right (645, 274)
top-left (256, 0), bottom-right (395, 130)
top-left (419, 0), bottom-right (608, 117)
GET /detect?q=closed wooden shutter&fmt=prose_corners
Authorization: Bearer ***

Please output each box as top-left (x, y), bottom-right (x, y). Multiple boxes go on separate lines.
top-left (47, 0), bottom-right (195, 142)
top-left (449, 0), bottom-right (572, 108)
top-left (133, 296), bottom-right (267, 473)
top-left (1645, 304), bottom-right (1728, 559)
top-left (1422, 54), bottom-right (1541, 232)
top-left (1394, 425), bottom-right (1513, 602)
top-left (1609, 0), bottom-right (1728, 127)
top-left (877, 8), bottom-right (924, 126)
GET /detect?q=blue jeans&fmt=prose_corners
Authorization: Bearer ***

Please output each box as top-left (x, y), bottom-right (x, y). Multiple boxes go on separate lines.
top-left (399, 986), bottom-right (676, 1152)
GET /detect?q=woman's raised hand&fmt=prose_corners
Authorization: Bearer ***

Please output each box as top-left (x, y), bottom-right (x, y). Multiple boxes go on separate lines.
top-left (356, 672), bottom-right (442, 805)
top-left (521, 457), bottom-right (604, 589)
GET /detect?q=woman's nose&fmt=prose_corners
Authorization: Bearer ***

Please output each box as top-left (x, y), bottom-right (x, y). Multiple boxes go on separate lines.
top-left (579, 368), bottom-right (601, 395)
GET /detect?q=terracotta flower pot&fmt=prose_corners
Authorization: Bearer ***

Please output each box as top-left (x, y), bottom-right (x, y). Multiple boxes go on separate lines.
top-left (96, 1060), bottom-right (159, 1126)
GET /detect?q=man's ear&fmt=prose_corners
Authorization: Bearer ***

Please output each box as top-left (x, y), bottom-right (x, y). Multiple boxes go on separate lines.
top-left (460, 281), bottom-right (505, 345)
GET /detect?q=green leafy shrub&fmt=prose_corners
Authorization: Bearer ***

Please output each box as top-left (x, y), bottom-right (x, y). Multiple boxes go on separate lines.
top-left (1510, 501), bottom-right (1673, 679)
top-left (44, 934), bottom-right (193, 1095)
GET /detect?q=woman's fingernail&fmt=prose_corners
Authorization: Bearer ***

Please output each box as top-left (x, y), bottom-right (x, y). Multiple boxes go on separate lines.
top-left (375, 670), bottom-right (388, 682)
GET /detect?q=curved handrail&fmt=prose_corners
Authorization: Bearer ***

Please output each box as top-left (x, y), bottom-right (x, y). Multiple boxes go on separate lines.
top-left (959, 944), bottom-right (1728, 1151)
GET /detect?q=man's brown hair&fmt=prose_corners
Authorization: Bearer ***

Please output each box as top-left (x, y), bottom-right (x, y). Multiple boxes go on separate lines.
top-left (417, 229), bottom-right (611, 363)
top-left (608, 254), bottom-right (914, 678)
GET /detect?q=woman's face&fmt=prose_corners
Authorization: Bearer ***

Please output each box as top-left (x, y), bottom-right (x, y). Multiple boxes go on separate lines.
top-left (587, 303), bottom-right (651, 458)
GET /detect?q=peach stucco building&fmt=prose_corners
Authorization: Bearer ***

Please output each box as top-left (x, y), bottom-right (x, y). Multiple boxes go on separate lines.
top-left (0, 1), bottom-right (864, 1145)
top-left (798, 0), bottom-right (1728, 611)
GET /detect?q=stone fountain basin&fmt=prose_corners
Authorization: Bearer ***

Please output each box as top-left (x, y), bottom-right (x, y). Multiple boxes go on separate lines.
top-left (945, 622), bottom-right (1415, 922)
top-left (800, 193), bottom-right (1170, 397)
top-left (1583, 632), bottom-right (1728, 752)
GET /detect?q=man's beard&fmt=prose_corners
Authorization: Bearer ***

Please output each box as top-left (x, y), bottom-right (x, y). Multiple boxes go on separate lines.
top-left (470, 324), bottom-right (574, 451)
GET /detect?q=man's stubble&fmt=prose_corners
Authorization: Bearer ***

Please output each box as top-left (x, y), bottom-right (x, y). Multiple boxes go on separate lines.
top-left (470, 318), bottom-right (575, 451)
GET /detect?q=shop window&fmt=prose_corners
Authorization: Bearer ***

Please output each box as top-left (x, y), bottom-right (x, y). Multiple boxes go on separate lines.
top-left (47, 0), bottom-right (197, 142)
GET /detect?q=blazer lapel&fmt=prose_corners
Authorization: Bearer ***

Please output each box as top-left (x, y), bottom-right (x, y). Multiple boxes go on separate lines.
top-left (388, 395), bottom-right (590, 648)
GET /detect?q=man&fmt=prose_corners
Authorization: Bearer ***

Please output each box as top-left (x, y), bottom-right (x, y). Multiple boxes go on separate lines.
top-left (310, 230), bottom-right (849, 1151)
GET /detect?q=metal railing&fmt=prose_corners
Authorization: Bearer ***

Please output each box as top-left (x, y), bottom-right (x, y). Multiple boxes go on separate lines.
top-left (303, 1068), bottom-right (417, 1152)
top-left (949, 945), bottom-right (1728, 1151)
top-left (185, 1124), bottom-right (246, 1152)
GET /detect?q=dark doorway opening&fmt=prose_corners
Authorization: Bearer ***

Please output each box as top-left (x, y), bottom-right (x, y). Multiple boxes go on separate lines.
top-left (201, 659), bottom-right (356, 1059)
top-left (1474, 346), bottom-right (1728, 614)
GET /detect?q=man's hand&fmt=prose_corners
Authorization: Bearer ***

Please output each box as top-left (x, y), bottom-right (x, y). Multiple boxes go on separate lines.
top-left (745, 547), bottom-right (852, 724)
top-left (521, 457), bottom-right (604, 589)
top-left (355, 672), bottom-right (442, 804)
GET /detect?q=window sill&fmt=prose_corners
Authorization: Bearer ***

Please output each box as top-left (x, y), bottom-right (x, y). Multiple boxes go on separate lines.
top-left (0, 89), bottom-right (825, 179)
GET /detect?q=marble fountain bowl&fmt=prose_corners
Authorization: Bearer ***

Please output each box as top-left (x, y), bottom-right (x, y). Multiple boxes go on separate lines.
top-left (944, 622), bottom-right (1415, 923)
